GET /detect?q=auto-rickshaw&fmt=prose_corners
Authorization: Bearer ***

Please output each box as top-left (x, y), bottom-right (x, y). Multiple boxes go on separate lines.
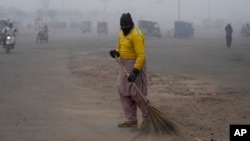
top-left (138, 20), bottom-right (162, 39)
top-left (174, 21), bottom-right (194, 39)
top-left (82, 21), bottom-right (91, 33)
top-left (97, 21), bottom-right (108, 35)
top-left (241, 23), bottom-right (250, 38)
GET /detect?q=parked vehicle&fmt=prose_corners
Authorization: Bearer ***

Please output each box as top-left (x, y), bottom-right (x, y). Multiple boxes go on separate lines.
top-left (174, 21), bottom-right (194, 39)
top-left (138, 20), bottom-right (161, 39)
top-left (97, 22), bottom-right (108, 35)
top-left (240, 23), bottom-right (250, 38)
top-left (82, 21), bottom-right (91, 33)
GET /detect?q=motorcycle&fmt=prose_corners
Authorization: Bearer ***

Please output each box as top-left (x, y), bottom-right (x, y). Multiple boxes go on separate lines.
top-left (4, 33), bottom-right (15, 53)
top-left (36, 30), bottom-right (48, 43)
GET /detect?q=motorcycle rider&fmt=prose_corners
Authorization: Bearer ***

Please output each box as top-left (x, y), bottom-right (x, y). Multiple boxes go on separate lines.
top-left (44, 24), bottom-right (48, 33)
top-left (6, 22), bottom-right (17, 48)
top-left (7, 22), bottom-right (17, 36)
top-left (43, 24), bottom-right (49, 37)
top-left (1, 22), bottom-right (10, 48)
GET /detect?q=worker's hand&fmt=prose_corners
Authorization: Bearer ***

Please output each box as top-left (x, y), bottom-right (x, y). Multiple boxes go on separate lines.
top-left (128, 68), bottom-right (139, 82)
top-left (109, 50), bottom-right (120, 58)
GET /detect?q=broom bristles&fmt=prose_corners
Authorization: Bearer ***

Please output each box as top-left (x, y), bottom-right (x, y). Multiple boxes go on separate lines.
top-left (116, 58), bottom-right (183, 139)
top-left (142, 102), bottom-right (179, 135)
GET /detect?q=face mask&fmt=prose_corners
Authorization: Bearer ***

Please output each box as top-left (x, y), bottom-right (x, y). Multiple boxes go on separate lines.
top-left (121, 25), bottom-right (132, 36)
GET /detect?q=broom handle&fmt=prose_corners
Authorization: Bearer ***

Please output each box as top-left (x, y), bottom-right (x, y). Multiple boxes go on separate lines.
top-left (115, 57), bottom-right (149, 103)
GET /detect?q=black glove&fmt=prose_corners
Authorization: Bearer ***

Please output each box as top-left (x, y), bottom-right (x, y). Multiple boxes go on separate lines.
top-left (109, 50), bottom-right (120, 58)
top-left (128, 68), bottom-right (139, 82)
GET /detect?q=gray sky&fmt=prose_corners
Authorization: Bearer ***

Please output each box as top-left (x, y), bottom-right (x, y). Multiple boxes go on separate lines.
top-left (1, 0), bottom-right (249, 23)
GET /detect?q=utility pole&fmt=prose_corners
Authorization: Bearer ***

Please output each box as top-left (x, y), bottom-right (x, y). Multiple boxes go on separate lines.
top-left (62, 0), bottom-right (65, 12)
top-left (148, 0), bottom-right (152, 17)
top-left (62, 0), bottom-right (65, 22)
top-left (208, 0), bottom-right (210, 20)
top-left (244, 0), bottom-right (247, 21)
top-left (178, 0), bottom-right (181, 21)
top-left (99, 0), bottom-right (109, 18)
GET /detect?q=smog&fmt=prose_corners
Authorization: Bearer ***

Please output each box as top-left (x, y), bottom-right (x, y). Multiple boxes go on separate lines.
top-left (0, 1), bottom-right (250, 141)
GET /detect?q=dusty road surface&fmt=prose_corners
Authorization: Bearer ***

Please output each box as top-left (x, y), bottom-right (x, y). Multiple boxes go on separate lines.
top-left (0, 28), bottom-right (249, 141)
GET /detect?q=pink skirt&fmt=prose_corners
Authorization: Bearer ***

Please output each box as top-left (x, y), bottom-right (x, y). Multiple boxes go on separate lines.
top-left (116, 58), bottom-right (148, 97)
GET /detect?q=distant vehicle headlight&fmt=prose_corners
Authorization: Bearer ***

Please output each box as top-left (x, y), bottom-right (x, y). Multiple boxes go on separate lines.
top-left (7, 36), bottom-right (11, 40)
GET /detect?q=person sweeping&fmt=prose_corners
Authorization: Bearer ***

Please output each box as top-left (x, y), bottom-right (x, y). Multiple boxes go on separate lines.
top-left (110, 13), bottom-right (178, 136)
top-left (109, 13), bottom-right (149, 130)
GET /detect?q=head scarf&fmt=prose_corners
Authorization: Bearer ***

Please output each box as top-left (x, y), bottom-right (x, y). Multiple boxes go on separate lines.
top-left (120, 13), bottom-right (134, 36)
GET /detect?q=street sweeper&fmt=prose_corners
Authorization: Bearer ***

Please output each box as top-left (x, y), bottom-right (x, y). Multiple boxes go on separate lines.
top-left (109, 13), bottom-right (149, 130)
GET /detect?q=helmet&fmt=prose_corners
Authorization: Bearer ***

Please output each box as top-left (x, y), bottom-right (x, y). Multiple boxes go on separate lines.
top-left (8, 23), bottom-right (13, 28)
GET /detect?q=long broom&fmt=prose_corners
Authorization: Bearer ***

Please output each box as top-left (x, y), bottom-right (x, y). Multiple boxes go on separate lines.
top-left (115, 57), bottom-right (179, 135)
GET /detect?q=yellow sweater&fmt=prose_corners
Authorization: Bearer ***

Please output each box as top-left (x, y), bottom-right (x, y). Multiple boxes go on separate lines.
top-left (116, 26), bottom-right (145, 70)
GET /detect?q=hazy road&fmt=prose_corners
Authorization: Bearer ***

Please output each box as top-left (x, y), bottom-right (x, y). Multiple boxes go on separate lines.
top-left (145, 30), bottom-right (250, 91)
top-left (0, 28), bottom-right (249, 141)
top-left (0, 30), bottom-right (140, 141)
